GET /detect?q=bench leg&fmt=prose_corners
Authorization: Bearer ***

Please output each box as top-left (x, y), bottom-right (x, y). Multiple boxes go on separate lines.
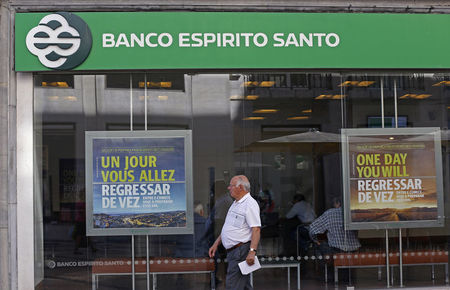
top-left (153, 273), bottom-right (157, 290)
top-left (288, 267), bottom-right (291, 289)
top-left (432, 264), bottom-right (435, 281)
top-left (211, 272), bottom-right (215, 290)
top-left (334, 267), bottom-right (338, 287)
top-left (324, 264), bottom-right (327, 283)
top-left (378, 266), bottom-right (382, 281)
top-left (297, 264), bottom-right (300, 290)
top-left (92, 274), bottom-right (96, 290)
top-left (446, 264), bottom-right (449, 285)
top-left (390, 266), bottom-right (394, 286)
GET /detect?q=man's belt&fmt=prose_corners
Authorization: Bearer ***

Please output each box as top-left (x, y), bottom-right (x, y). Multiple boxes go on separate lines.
top-left (226, 241), bottom-right (250, 252)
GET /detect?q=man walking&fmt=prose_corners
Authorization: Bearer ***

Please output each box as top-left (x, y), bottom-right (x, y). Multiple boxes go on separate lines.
top-left (209, 175), bottom-right (261, 290)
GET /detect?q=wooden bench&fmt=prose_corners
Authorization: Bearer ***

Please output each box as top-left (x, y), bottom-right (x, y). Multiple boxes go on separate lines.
top-left (91, 257), bottom-right (215, 290)
top-left (333, 250), bottom-right (449, 285)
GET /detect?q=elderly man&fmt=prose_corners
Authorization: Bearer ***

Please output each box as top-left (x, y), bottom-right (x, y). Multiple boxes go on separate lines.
top-left (209, 175), bottom-right (261, 290)
top-left (309, 197), bottom-right (360, 283)
top-left (309, 197), bottom-right (360, 253)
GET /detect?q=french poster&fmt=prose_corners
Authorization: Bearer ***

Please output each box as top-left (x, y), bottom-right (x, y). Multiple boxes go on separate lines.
top-left (86, 131), bottom-right (193, 236)
top-left (342, 128), bottom-right (444, 230)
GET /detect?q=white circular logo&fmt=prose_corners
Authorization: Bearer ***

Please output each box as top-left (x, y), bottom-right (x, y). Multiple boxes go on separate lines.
top-left (26, 12), bottom-right (92, 70)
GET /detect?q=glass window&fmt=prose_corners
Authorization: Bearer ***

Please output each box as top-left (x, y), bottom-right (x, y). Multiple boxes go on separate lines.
top-left (34, 72), bottom-right (449, 289)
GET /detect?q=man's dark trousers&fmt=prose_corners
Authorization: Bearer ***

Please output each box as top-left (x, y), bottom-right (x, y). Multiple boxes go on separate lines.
top-left (225, 242), bottom-right (252, 290)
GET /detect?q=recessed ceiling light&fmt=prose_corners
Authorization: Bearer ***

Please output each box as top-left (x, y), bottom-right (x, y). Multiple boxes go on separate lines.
top-left (414, 94), bottom-right (432, 99)
top-left (64, 96), bottom-right (77, 101)
top-left (339, 81), bottom-right (375, 87)
top-left (246, 95), bottom-right (259, 100)
top-left (400, 94), bottom-right (432, 99)
top-left (287, 116), bottom-right (309, 120)
top-left (41, 81), bottom-right (69, 88)
top-left (338, 81), bottom-right (359, 87)
top-left (253, 109), bottom-right (278, 113)
top-left (230, 95), bottom-right (244, 100)
top-left (302, 109), bottom-right (312, 113)
top-left (358, 81), bottom-right (375, 87)
top-left (158, 95), bottom-right (169, 100)
top-left (432, 81), bottom-right (450, 86)
top-left (315, 94), bottom-right (346, 100)
top-left (242, 81), bottom-right (259, 87)
top-left (159, 82), bottom-right (172, 88)
top-left (243, 117), bottom-right (265, 120)
top-left (259, 81), bottom-right (275, 87)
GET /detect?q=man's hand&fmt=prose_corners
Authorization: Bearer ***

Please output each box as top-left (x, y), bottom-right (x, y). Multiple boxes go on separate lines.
top-left (209, 236), bottom-right (221, 258)
top-left (209, 243), bottom-right (218, 258)
top-left (246, 250), bottom-right (256, 266)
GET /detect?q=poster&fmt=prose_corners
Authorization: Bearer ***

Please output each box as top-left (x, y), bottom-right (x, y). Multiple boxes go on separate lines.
top-left (86, 130), bottom-right (193, 236)
top-left (59, 159), bottom-right (85, 204)
top-left (342, 128), bottom-right (444, 230)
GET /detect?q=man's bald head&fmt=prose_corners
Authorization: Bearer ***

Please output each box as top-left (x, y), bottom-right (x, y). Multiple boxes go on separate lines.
top-left (228, 175), bottom-right (251, 200)
top-left (234, 175), bottom-right (250, 192)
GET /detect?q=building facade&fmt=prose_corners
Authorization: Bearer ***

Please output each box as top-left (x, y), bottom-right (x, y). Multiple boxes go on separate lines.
top-left (1, 1), bottom-right (450, 289)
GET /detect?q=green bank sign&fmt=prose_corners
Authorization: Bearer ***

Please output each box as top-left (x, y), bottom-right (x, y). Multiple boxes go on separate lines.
top-left (14, 12), bottom-right (450, 71)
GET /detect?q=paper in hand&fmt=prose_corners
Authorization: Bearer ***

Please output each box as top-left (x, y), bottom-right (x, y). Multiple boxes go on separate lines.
top-left (238, 256), bottom-right (261, 275)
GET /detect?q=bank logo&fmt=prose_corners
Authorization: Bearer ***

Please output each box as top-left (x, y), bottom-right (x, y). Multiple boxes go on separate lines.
top-left (26, 12), bottom-right (92, 70)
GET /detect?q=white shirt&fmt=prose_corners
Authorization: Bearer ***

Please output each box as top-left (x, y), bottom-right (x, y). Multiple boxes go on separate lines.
top-left (221, 193), bottom-right (261, 249)
top-left (286, 201), bottom-right (316, 224)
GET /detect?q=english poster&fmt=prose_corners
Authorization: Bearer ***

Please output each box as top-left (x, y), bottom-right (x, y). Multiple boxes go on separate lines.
top-left (342, 128), bottom-right (444, 230)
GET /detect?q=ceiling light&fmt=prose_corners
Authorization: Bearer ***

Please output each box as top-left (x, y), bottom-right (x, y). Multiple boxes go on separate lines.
top-left (253, 109), bottom-right (278, 113)
top-left (339, 81), bottom-right (359, 87)
top-left (339, 81), bottom-right (375, 87)
top-left (358, 81), bottom-right (375, 87)
top-left (389, 137), bottom-right (395, 140)
top-left (41, 81), bottom-right (69, 88)
top-left (158, 95), bottom-right (169, 100)
top-left (246, 95), bottom-right (259, 100)
top-left (287, 116), bottom-right (310, 120)
top-left (64, 96), bottom-right (77, 101)
top-left (302, 109), bottom-right (312, 113)
top-left (400, 94), bottom-right (432, 99)
top-left (315, 94), bottom-right (345, 100)
top-left (259, 81), bottom-right (275, 87)
top-left (332, 95), bottom-right (346, 99)
top-left (315, 94), bottom-right (330, 99)
top-left (432, 81), bottom-right (450, 86)
top-left (230, 95), bottom-right (244, 100)
top-left (47, 96), bottom-right (59, 101)
top-left (159, 82), bottom-right (172, 88)
top-left (243, 117), bottom-right (265, 120)
top-left (242, 81), bottom-right (259, 87)
top-left (414, 94), bottom-right (432, 99)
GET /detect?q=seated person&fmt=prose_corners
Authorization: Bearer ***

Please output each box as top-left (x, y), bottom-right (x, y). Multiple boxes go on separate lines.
top-left (175, 202), bottom-right (211, 258)
top-left (309, 197), bottom-right (360, 254)
top-left (286, 194), bottom-right (315, 224)
top-left (309, 197), bottom-right (360, 283)
top-left (282, 194), bottom-right (316, 255)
